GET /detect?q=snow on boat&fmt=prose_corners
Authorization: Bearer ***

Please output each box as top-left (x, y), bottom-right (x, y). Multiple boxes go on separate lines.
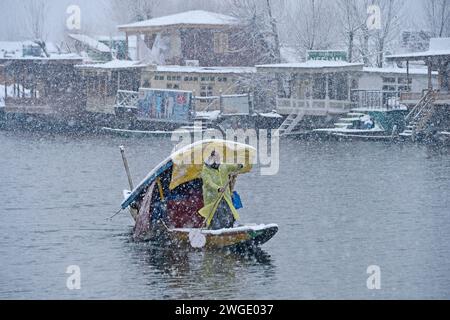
top-left (119, 139), bottom-right (278, 250)
top-left (313, 109), bottom-right (406, 141)
top-left (102, 125), bottom-right (215, 137)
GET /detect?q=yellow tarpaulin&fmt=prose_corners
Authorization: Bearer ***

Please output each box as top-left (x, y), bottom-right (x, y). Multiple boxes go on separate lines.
top-left (169, 140), bottom-right (256, 190)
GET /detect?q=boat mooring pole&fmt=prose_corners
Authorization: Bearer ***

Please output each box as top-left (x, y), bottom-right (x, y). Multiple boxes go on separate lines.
top-left (120, 146), bottom-right (134, 190)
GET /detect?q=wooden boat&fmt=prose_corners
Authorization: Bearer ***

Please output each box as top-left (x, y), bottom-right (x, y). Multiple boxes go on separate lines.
top-left (102, 125), bottom-right (215, 137)
top-left (119, 139), bottom-right (278, 250)
top-left (313, 108), bottom-right (407, 141)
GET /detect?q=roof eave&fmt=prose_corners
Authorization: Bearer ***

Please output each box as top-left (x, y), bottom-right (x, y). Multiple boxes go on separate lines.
top-left (118, 23), bottom-right (238, 33)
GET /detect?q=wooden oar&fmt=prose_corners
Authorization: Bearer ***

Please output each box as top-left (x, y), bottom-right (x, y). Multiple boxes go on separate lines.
top-left (190, 172), bottom-right (239, 248)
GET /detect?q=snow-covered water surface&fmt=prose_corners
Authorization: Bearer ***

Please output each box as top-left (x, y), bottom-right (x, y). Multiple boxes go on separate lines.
top-left (0, 131), bottom-right (449, 299)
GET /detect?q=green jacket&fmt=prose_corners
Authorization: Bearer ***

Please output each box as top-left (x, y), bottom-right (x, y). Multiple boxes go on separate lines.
top-left (199, 163), bottom-right (242, 226)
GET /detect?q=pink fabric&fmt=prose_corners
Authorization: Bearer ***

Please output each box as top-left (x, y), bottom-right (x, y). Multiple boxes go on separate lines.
top-left (133, 182), bottom-right (155, 241)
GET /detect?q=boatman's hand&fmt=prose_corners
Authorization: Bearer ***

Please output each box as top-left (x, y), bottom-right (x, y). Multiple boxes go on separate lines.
top-left (218, 188), bottom-right (225, 193)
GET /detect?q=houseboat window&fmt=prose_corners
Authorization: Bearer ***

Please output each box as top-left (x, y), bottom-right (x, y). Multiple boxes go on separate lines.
top-left (382, 77), bottom-right (396, 83)
top-left (200, 85), bottom-right (213, 97)
top-left (218, 77), bottom-right (228, 82)
top-left (313, 77), bottom-right (326, 100)
top-left (383, 85), bottom-right (396, 91)
top-left (193, 77), bottom-right (198, 82)
top-left (184, 77), bottom-right (189, 82)
top-left (398, 77), bottom-right (412, 84)
top-left (154, 75), bottom-right (164, 81)
top-left (167, 83), bottom-right (180, 90)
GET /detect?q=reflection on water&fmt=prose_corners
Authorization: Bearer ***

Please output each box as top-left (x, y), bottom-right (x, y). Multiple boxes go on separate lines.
top-left (126, 234), bottom-right (276, 299)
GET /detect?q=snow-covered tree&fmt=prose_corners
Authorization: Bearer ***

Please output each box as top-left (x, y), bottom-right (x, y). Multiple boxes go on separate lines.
top-left (423, 0), bottom-right (450, 38)
top-left (226, 0), bottom-right (282, 64)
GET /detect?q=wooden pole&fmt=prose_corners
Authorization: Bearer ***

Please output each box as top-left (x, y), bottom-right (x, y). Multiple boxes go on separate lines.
top-left (125, 33), bottom-right (129, 60)
top-left (427, 59), bottom-right (433, 90)
top-left (406, 60), bottom-right (410, 92)
top-left (120, 146), bottom-right (134, 190)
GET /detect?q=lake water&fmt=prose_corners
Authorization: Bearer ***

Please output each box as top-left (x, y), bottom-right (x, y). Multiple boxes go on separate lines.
top-left (0, 131), bottom-right (449, 299)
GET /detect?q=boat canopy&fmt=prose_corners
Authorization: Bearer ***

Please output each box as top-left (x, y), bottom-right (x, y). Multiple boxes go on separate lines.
top-left (121, 139), bottom-right (256, 209)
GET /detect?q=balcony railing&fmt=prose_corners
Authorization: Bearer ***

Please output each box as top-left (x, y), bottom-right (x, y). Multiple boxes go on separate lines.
top-left (351, 90), bottom-right (401, 110)
top-left (116, 90), bottom-right (139, 109)
top-left (276, 97), bottom-right (353, 116)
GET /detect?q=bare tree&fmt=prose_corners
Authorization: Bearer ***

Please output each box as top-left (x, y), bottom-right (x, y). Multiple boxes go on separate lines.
top-left (424, 0), bottom-right (450, 37)
top-left (287, 0), bottom-right (337, 53)
top-left (337, 0), bottom-right (370, 63)
top-left (372, 0), bottom-right (405, 67)
top-left (227, 0), bottom-right (283, 64)
top-left (24, 0), bottom-right (49, 41)
top-left (111, 0), bottom-right (161, 24)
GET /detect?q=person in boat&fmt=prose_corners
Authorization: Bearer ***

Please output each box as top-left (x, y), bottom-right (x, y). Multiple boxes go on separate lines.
top-left (199, 150), bottom-right (244, 230)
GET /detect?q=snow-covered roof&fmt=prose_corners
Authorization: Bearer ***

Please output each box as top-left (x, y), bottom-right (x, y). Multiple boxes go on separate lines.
top-left (257, 60), bottom-right (364, 73)
top-left (386, 37), bottom-right (450, 60)
top-left (96, 35), bottom-right (126, 42)
top-left (68, 34), bottom-right (111, 53)
top-left (362, 67), bottom-right (438, 75)
top-left (0, 53), bottom-right (82, 62)
top-left (155, 65), bottom-right (256, 74)
top-left (118, 10), bottom-right (239, 31)
top-left (0, 41), bottom-right (61, 58)
top-left (76, 60), bottom-right (147, 70)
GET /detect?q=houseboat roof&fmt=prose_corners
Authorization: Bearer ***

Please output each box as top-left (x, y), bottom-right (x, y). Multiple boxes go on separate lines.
top-left (0, 54), bottom-right (83, 63)
top-left (362, 67), bottom-right (438, 75)
top-left (386, 37), bottom-right (450, 61)
top-left (75, 60), bottom-right (147, 70)
top-left (118, 10), bottom-right (239, 32)
top-left (0, 41), bottom-right (62, 59)
top-left (256, 60), bottom-right (364, 73)
top-left (68, 34), bottom-right (111, 53)
top-left (154, 65), bottom-right (256, 74)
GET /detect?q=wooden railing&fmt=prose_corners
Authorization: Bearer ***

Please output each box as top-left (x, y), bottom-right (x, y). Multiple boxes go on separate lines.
top-left (116, 90), bottom-right (139, 108)
top-left (276, 97), bottom-right (352, 116)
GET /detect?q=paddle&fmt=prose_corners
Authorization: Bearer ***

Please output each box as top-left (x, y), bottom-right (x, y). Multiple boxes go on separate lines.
top-left (189, 171), bottom-right (240, 249)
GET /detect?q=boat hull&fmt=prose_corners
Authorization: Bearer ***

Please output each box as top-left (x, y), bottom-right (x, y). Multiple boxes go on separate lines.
top-left (139, 223), bottom-right (279, 250)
